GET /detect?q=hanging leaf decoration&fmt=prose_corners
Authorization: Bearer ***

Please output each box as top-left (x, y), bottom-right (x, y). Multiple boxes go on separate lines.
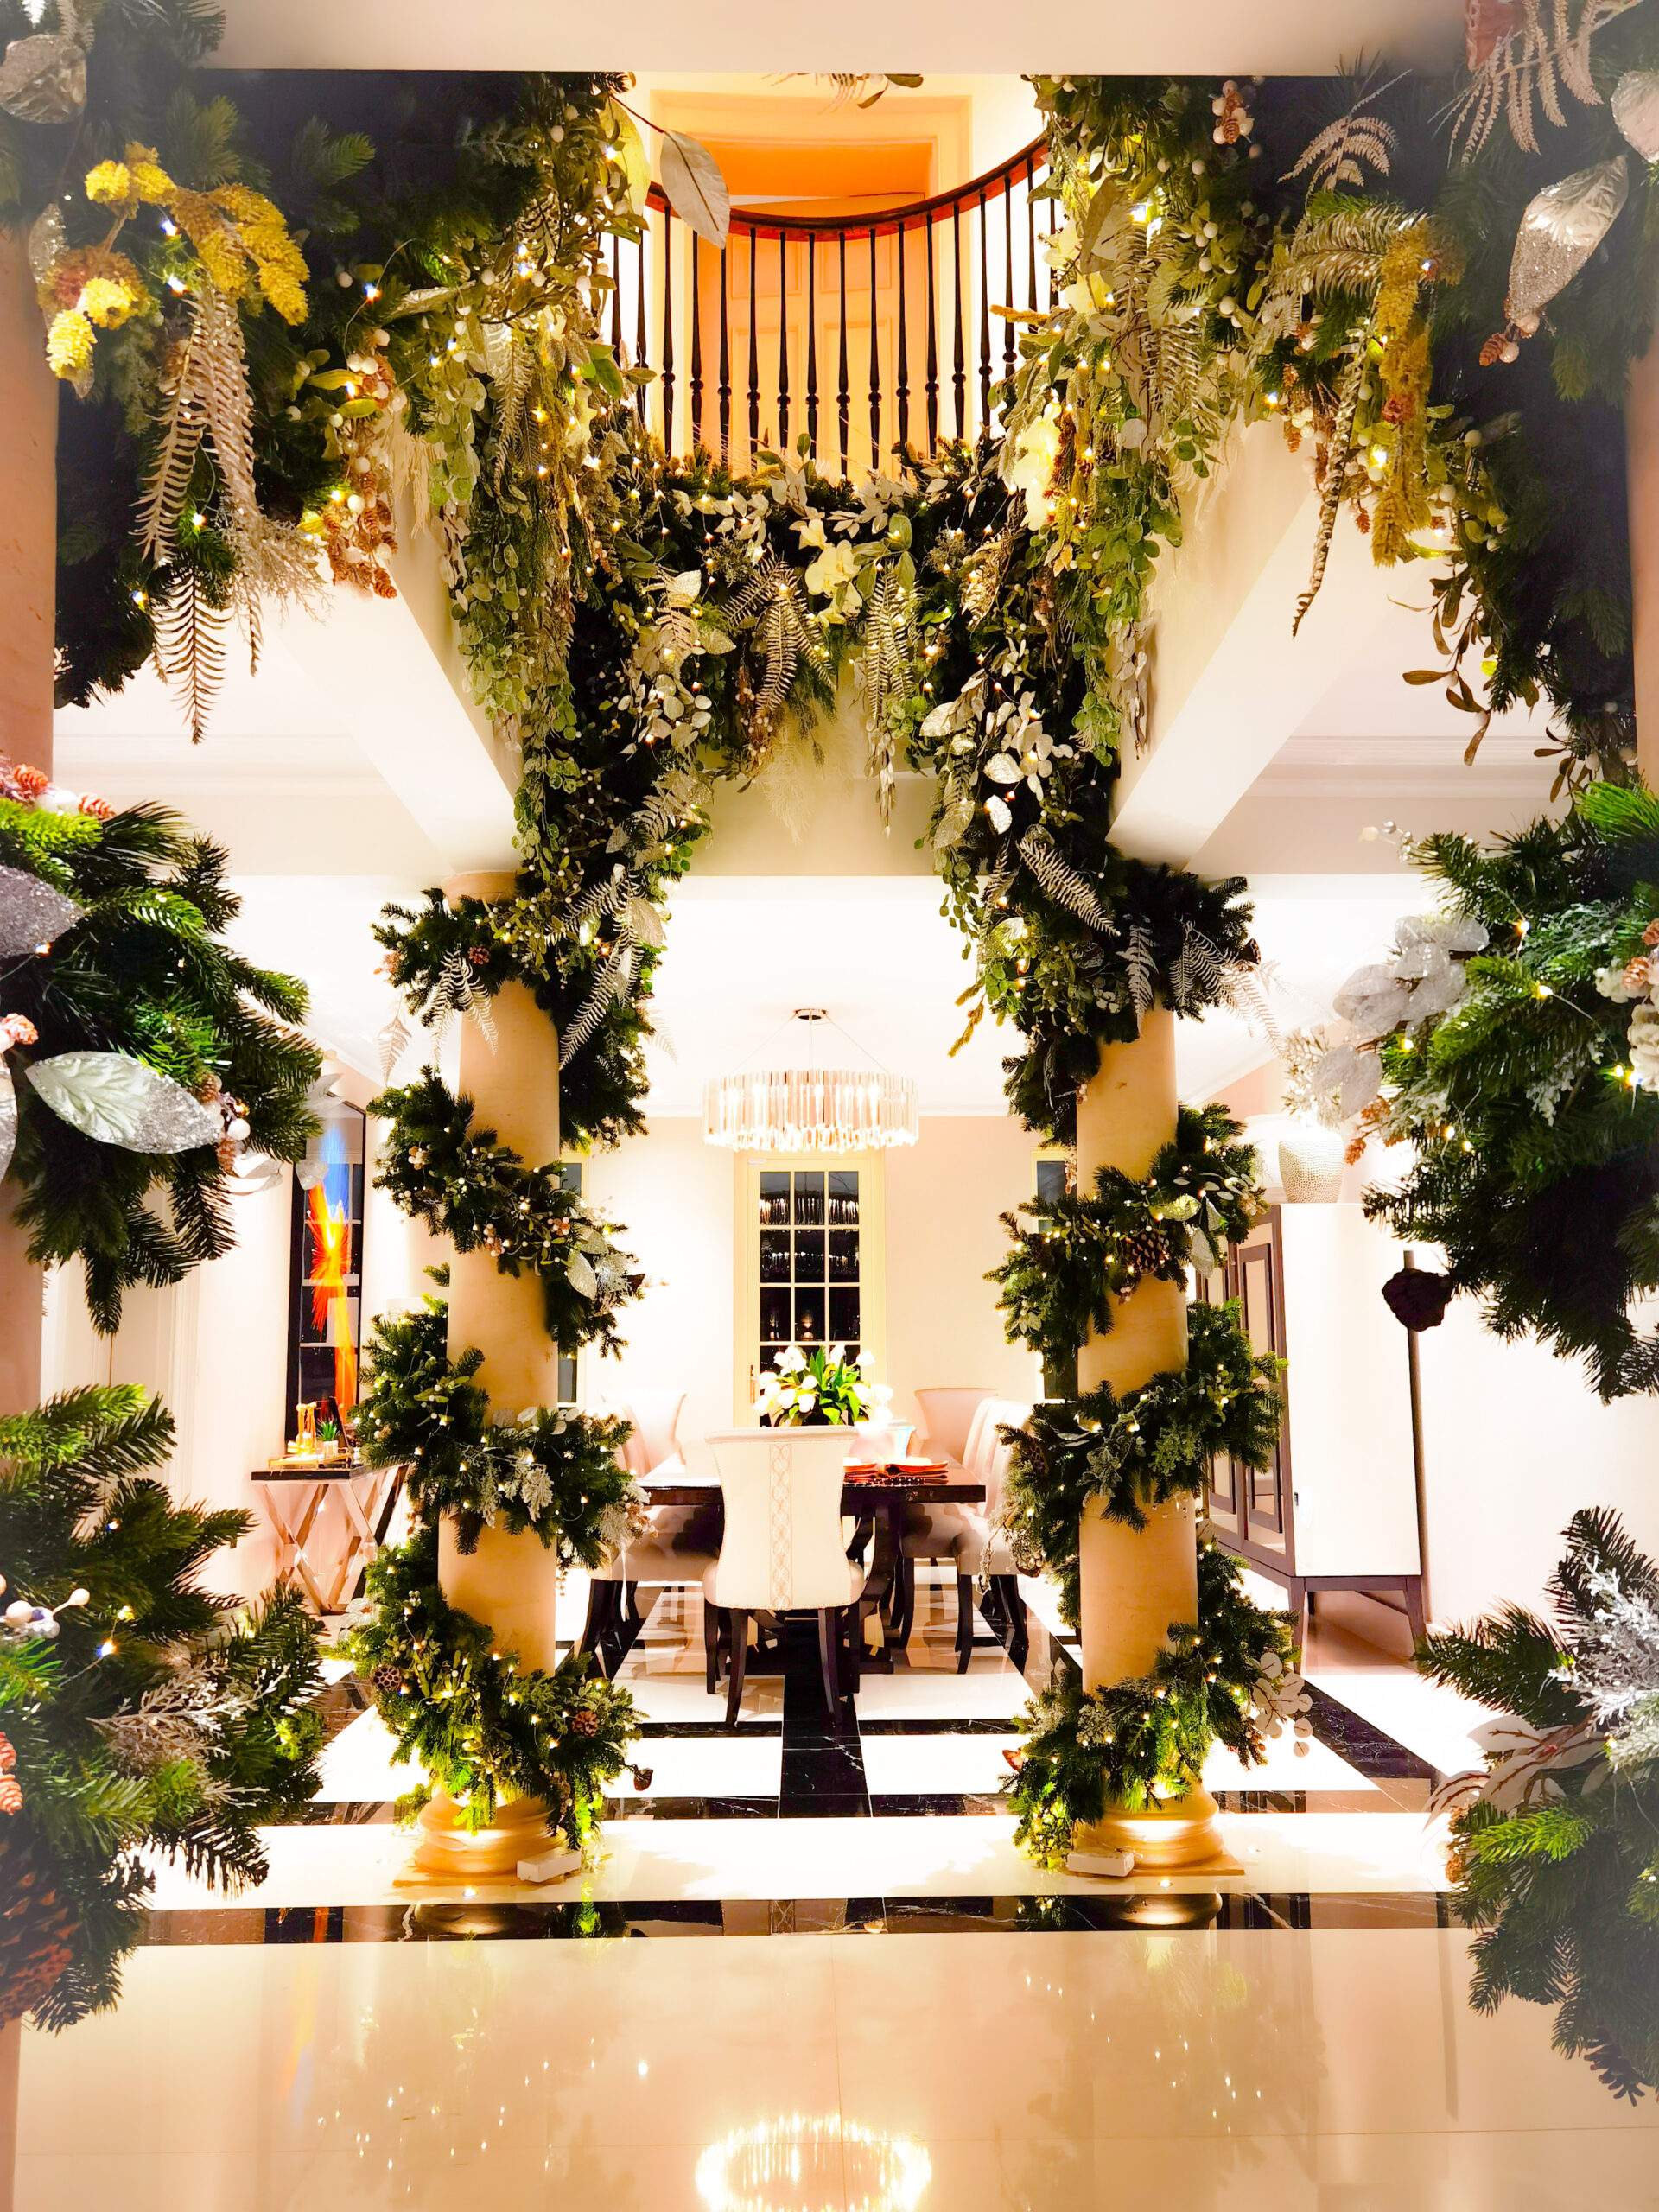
top-left (610, 105), bottom-right (652, 217)
top-left (25, 1053), bottom-right (221, 1154)
top-left (658, 130), bottom-right (731, 247)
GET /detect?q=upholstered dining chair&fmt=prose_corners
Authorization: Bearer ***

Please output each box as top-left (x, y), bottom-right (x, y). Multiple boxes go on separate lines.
top-left (912, 1387), bottom-right (995, 1466)
top-left (703, 1428), bottom-right (875, 1727)
top-left (578, 1389), bottom-right (719, 1672)
top-left (896, 1395), bottom-right (1032, 1672)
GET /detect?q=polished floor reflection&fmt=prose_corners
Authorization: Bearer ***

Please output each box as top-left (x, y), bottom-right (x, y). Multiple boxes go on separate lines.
top-left (18, 1584), bottom-right (1655, 2209)
top-left (18, 1927), bottom-right (1657, 2209)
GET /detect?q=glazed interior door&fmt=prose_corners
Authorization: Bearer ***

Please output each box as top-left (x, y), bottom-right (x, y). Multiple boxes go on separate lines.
top-left (1205, 1209), bottom-right (1294, 1572)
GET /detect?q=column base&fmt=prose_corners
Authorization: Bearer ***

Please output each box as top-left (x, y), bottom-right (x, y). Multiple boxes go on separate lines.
top-left (1071, 1785), bottom-right (1240, 1875)
top-left (397, 1789), bottom-right (569, 1883)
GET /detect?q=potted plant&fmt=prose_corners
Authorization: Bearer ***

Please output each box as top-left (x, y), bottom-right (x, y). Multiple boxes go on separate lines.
top-left (755, 1344), bottom-right (893, 1427)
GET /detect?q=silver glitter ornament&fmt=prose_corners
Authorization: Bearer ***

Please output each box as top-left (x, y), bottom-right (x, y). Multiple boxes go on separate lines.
top-left (1613, 70), bottom-right (1659, 163)
top-left (0, 863), bottom-right (81, 957)
top-left (1507, 156), bottom-right (1629, 330)
top-left (26, 1052), bottom-right (221, 1153)
top-left (0, 0), bottom-right (86, 125)
top-left (0, 1062), bottom-right (15, 1185)
top-left (25, 204), bottom-right (63, 287)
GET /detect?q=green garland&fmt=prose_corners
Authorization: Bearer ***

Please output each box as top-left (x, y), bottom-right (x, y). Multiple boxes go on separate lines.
top-left (341, 1524), bottom-right (637, 1847)
top-left (373, 885), bottom-right (659, 1155)
top-left (1418, 1509), bottom-right (1659, 2102)
top-left (370, 1069), bottom-right (642, 1355)
top-left (1, 787), bottom-right (319, 1332)
top-left (1010, 1542), bottom-right (1300, 1868)
top-left (1358, 782), bottom-right (1659, 1396)
top-left (988, 1104), bottom-right (1259, 1361)
top-left (999, 1300), bottom-right (1284, 1625)
top-left (0, 1387), bottom-right (321, 2030)
top-left (353, 1285), bottom-right (634, 1556)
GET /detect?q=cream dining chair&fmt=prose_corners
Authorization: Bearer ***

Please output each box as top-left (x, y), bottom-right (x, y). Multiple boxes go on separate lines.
top-left (578, 1389), bottom-right (720, 1673)
top-left (896, 1394), bottom-right (1032, 1671)
top-left (702, 1428), bottom-right (877, 1727)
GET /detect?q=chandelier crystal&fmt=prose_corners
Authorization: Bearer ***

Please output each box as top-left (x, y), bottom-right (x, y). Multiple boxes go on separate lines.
top-left (702, 1008), bottom-right (918, 1153)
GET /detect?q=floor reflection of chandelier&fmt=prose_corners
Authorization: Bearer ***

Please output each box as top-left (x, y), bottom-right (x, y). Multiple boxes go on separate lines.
top-left (703, 1007), bottom-right (919, 1153)
top-left (696, 2114), bottom-right (931, 2212)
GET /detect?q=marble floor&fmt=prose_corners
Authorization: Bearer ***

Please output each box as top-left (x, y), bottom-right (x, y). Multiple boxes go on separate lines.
top-left (16, 1575), bottom-right (1656, 2208)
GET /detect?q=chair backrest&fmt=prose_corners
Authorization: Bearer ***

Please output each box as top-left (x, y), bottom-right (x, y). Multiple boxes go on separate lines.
top-left (913, 1387), bottom-right (995, 1465)
top-left (602, 1389), bottom-right (686, 1479)
top-left (970, 1397), bottom-right (1032, 1516)
top-left (707, 1428), bottom-right (855, 1611)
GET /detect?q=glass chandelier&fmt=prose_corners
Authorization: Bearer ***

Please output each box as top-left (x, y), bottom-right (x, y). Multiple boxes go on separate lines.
top-left (702, 1008), bottom-right (918, 1153)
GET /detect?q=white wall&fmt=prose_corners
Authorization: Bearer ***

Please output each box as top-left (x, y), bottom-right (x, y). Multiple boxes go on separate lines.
top-left (1414, 1299), bottom-right (1659, 1630)
top-left (582, 1113), bottom-right (1043, 1454)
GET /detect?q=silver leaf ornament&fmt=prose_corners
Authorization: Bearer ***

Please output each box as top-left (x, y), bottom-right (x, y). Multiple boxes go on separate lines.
top-left (1507, 156), bottom-right (1629, 330)
top-left (1613, 71), bottom-right (1659, 164)
top-left (26, 1052), bottom-right (221, 1153)
top-left (566, 1248), bottom-right (599, 1300)
top-left (0, 865), bottom-right (80, 957)
top-left (0, 29), bottom-right (86, 124)
top-left (1332, 963), bottom-right (1413, 1040)
top-left (25, 203), bottom-right (64, 286)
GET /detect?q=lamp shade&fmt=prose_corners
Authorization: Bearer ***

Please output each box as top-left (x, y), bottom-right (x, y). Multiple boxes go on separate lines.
top-left (702, 1065), bottom-right (918, 1152)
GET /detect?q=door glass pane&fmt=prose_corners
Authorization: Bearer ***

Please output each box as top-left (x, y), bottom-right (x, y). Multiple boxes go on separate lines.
top-left (760, 1230), bottom-right (791, 1282)
top-left (827, 1169), bottom-right (860, 1224)
top-left (829, 1287), bottom-right (861, 1343)
top-left (760, 1172), bottom-right (791, 1226)
top-left (793, 1229), bottom-right (825, 1281)
top-left (793, 1173), bottom-right (825, 1225)
top-left (828, 1229), bottom-right (858, 1281)
top-left (794, 1287), bottom-right (826, 1344)
top-left (760, 1287), bottom-right (791, 1343)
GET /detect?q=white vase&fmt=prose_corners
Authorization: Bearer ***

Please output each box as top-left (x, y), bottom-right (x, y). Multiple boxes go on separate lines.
top-left (1277, 1124), bottom-right (1345, 1203)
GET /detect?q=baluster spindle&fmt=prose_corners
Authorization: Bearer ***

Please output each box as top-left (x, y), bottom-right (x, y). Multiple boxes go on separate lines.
top-left (806, 237), bottom-right (819, 461)
top-left (661, 208), bottom-right (676, 454)
top-left (1027, 158), bottom-right (1038, 318)
top-left (951, 205), bottom-right (965, 442)
top-left (868, 227), bottom-right (880, 473)
top-left (836, 230), bottom-right (850, 480)
top-left (747, 225), bottom-right (760, 467)
top-left (925, 211), bottom-right (938, 453)
top-left (777, 228), bottom-right (790, 451)
top-left (610, 233), bottom-right (621, 355)
top-left (1003, 180), bottom-right (1015, 391)
top-left (718, 244), bottom-right (731, 458)
top-left (1047, 196), bottom-right (1057, 310)
top-left (690, 232), bottom-right (703, 453)
top-left (978, 186), bottom-right (991, 429)
top-left (635, 232), bottom-right (648, 422)
top-left (896, 220), bottom-right (911, 455)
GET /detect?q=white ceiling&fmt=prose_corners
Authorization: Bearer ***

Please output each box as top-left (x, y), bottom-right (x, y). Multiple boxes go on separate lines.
top-left (213, 2), bottom-right (1459, 73)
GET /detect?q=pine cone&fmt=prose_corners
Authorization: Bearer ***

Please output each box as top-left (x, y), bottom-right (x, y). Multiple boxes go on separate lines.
top-left (370, 1664), bottom-right (404, 1697)
top-left (569, 1709), bottom-right (600, 1738)
top-left (0, 1822), bottom-right (80, 2030)
top-left (1120, 1224), bottom-right (1171, 1281)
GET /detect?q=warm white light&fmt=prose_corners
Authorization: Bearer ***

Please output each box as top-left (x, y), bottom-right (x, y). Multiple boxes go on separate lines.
top-left (702, 1010), bottom-right (918, 1153)
top-left (696, 2114), bottom-right (931, 2212)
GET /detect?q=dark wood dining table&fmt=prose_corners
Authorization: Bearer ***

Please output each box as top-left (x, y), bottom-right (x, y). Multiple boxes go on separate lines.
top-left (639, 1469), bottom-right (987, 1669)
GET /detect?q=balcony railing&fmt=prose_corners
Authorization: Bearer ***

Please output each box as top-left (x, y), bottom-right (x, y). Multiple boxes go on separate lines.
top-left (603, 137), bottom-right (1055, 476)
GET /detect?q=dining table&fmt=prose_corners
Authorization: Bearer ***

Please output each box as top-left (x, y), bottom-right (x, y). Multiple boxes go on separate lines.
top-left (638, 1466), bottom-right (987, 1671)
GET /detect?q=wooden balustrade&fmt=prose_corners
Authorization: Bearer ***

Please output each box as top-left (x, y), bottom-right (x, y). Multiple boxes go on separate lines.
top-left (607, 138), bottom-right (1054, 478)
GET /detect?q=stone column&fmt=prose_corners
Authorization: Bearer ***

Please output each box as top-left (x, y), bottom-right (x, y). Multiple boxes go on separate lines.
top-left (1071, 1007), bottom-right (1228, 1869)
top-left (1626, 340), bottom-right (1659, 789)
top-left (431, 868), bottom-right (563, 1675)
top-left (0, 232), bottom-right (58, 1432)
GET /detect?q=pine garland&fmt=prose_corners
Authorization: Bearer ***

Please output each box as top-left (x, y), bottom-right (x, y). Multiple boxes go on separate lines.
top-left (1361, 784), bottom-right (1659, 1396)
top-left (1010, 1542), bottom-right (1300, 1867)
top-left (988, 1104), bottom-right (1261, 1361)
top-left (0, 791), bottom-right (319, 1332)
top-left (0, 1387), bottom-right (322, 2030)
top-left (1000, 1300), bottom-right (1286, 1627)
top-left (354, 1287), bottom-right (635, 1558)
top-left (1420, 1508), bottom-right (1659, 2102)
top-left (340, 1524), bottom-right (637, 1848)
top-left (370, 1069), bottom-right (642, 1357)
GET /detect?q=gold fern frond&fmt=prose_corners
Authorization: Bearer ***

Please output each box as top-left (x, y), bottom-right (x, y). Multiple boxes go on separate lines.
top-left (151, 564), bottom-right (230, 745)
top-left (1449, 0), bottom-right (1631, 161)
top-left (138, 311), bottom-right (208, 567)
